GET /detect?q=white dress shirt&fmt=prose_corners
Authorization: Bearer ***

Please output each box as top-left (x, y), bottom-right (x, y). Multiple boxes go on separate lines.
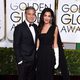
top-left (25, 20), bottom-right (36, 43)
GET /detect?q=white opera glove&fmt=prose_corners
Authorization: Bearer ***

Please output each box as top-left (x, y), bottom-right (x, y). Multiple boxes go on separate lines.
top-left (18, 60), bottom-right (23, 65)
top-left (36, 48), bottom-right (38, 51)
top-left (54, 47), bottom-right (59, 69)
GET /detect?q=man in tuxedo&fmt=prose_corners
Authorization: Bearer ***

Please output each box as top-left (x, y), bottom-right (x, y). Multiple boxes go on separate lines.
top-left (13, 6), bottom-right (37, 80)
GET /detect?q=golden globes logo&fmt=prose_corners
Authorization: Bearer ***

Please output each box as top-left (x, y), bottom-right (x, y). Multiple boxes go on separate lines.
top-left (60, 4), bottom-right (80, 33)
top-left (10, 2), bottom-right (52, 21)
top-left (10, 2), bottom-right (51, 30)
top-left (7, 2), bottom-right (52, 43)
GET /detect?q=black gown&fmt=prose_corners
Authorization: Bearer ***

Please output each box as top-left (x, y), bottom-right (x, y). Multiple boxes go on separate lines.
top-left (36, 26), bottom-right (55, 80)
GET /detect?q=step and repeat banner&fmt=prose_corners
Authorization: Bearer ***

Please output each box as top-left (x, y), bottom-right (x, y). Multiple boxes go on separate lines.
top-left (1, 0), bottom-right (55, 47)
top-left (0, 0), bottom-right (80, 47)
top-left (57, 0), bottom-right (80, 43)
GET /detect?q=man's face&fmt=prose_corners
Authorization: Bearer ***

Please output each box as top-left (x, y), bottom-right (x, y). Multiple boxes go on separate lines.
top-left (25, 9), bottom-right (36, 23)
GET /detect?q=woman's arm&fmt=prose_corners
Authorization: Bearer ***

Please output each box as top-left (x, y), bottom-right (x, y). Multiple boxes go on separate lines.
top-left (53, 27), bottom-right (58, 48)
top-left (36, 38), bottom-right (40, 50)
top-left (53, 27), bottom-right (59, 69)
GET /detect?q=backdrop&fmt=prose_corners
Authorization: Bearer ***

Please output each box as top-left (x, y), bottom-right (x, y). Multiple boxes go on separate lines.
top-left (0, 0), bottom-right (80, 47)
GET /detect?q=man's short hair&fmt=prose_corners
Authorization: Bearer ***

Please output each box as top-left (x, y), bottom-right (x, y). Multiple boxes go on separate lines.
top-left (25, 6), bottom-right (36, 13)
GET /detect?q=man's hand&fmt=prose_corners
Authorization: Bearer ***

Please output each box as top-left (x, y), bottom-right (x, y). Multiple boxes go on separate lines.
top-left (18, 60), bottom-right (23, 65)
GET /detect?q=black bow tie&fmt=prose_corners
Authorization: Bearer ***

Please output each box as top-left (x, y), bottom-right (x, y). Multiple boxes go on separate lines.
top-left (29, 24), bottom-right (33, 27)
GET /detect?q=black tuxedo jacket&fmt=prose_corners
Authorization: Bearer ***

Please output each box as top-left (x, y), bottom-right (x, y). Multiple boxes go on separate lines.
top-left (13, 21), bottom-right (38, 63)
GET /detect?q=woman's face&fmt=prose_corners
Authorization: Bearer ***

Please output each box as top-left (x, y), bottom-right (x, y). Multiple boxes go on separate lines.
top-left (43, 12), bottom-right (52, 24)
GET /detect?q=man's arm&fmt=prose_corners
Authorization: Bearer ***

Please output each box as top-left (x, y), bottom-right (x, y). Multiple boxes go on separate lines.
top-left (13, 26), bottom-right (23, 64)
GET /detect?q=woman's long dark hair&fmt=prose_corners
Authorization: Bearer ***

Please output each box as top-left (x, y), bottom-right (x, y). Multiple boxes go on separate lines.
top-left (38, 8), bottom-right (57, 34)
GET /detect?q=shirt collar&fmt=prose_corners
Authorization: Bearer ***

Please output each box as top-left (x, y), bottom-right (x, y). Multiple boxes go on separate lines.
top-left (25, 20), bottom-right (30, 27)
top-left (25, 20), bottom-right (33, 27)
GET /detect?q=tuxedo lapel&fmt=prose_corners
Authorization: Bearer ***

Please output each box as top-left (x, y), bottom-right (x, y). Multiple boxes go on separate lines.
top-left (23, 21), bottom-right (35, 44)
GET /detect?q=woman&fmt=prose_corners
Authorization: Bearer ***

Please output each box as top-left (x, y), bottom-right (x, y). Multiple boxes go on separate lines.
top-left (36, 8), bottom-right (70, 80)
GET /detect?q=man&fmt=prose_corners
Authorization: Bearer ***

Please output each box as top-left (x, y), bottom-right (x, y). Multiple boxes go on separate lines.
top-left (13, 6), bottom-right (37, 80)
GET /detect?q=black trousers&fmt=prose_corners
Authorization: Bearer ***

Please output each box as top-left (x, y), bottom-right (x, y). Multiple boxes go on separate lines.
top-left (17, 61), bottom-right (35, 80)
